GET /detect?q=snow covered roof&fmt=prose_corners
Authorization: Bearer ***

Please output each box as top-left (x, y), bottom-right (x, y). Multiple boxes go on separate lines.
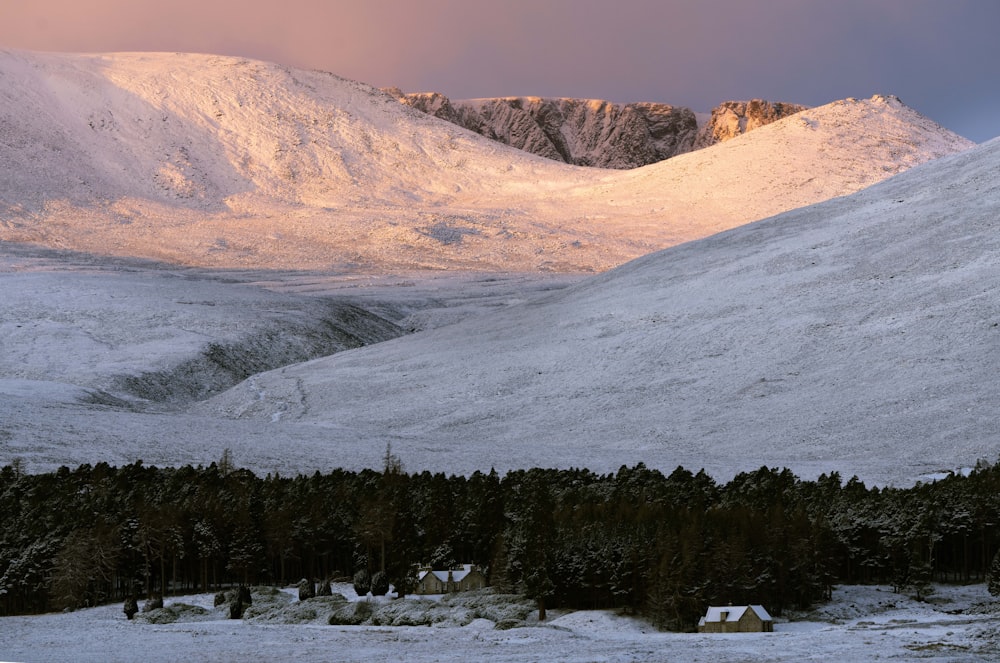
top-left (418, 564), bottom-right (479, 583)
top-left (702, 605), bottom-right (772, 623)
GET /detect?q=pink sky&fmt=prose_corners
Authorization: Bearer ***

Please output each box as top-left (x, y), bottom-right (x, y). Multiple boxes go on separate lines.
top-left (1, 0), bottom-right (997, 141)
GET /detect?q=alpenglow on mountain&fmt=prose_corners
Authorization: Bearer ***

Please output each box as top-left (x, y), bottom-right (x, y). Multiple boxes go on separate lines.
top-left (385, 90), bottom-right (806, 168)
top-left (0, 50), bottom-right (972, 273)
top-left (0, 49), bottom-right (985, 488)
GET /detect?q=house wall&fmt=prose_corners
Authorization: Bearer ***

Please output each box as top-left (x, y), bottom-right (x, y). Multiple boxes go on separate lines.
top-left (734, 611), bottom-right (770, 632)
top-left (415, 576), bottom-right (444, 595)
top-left (415, 568), bottom-right (487, 595)
top-left (458, 571), bottom-right (485, 591)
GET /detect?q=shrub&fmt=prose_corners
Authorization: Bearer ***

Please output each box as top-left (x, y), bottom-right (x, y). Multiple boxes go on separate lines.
top-left (352, 569), bottom-right (371, 596)
top-left (989, 550), bottom-right (1000, 597)
top-left (329, 599), bottom-right (374, 626)
top-left (142, 595), bottom-right (164, 613)
top-left (370, 571), bottom-right (389, 597)
top-left (134, 603), bottom-right (210, 625)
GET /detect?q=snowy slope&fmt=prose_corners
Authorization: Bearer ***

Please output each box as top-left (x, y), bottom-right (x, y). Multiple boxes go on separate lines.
top-left (0, 264), bottom-right (404, 405)
top-left (0, 50), bottom-right (972, 272)
top-left (194, 137), bottom-right (1000, 485)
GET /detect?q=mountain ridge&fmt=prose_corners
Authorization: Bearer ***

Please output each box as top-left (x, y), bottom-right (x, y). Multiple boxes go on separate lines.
top-left (386, 90), bottom-right (807, 168)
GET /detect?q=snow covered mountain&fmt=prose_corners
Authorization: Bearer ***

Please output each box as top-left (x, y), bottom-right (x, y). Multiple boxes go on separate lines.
top-left (0, 50), bottom-right (971, 273)
top-left (0, 49), bottom-right (989, 486)
top-left (193, 136), bottom-right (1000, 485)
top-left (388, 91), bottom-right (805, 168)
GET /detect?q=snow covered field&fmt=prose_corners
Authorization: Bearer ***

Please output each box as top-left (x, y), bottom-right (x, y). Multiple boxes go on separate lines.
top-left (1, 584), bottom-right (996, 662)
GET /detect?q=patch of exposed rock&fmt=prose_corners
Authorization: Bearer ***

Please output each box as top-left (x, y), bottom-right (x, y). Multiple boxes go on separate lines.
top-left (692, 99), bottom-right (808, 149)
top-left (385, 90), bottom-right (805, 169)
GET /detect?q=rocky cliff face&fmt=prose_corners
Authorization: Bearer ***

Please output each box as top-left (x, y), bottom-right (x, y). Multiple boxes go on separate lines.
top-left (692, 99), bottom-right (808, 149)
top-left (386, 89), bottom-right (806, 169)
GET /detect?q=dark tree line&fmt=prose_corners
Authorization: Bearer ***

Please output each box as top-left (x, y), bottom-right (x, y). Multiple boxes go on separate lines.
top-left (2, 457), bottom-right (1000, 629)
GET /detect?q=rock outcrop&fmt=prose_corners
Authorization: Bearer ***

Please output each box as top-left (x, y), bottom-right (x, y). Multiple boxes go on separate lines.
top-left (386, 89), bottom-right (805, 169)
top-left (693, 99), bottom-right (808, 149)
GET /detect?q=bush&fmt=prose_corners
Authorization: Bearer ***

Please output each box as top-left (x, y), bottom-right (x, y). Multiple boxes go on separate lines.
top-left (370, 599), bottom-right (475, 627)
top-left (989, 550), bottom-right (1000, 597)
top-left (134, 603), bottom-right (210, 625)
top-left (370, 571), bottom-right (389, 597)
top-left (240, 591), bottom-right (294, 621)
top-left (352, 569), bottom-right (371, 596)
top-left (494, 619), bottom-right (523, 631)
top-left (246, 595), bottom-right (348, 624)
top-left (323, 591), bottom-right (534, 629)
top-left (441, 590), bottom-right (535, 623)
top-left (329, 599), bottom-right (374, 626)
top-left (142, 595), bottom-right (164, 613)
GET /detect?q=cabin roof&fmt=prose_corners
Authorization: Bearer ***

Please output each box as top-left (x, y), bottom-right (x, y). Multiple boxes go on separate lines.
top-left (702, 604), bottom-right (772, 623)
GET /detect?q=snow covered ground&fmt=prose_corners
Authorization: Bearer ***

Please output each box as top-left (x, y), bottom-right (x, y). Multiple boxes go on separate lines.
top-left (1, 584), bottom-right (996, 662)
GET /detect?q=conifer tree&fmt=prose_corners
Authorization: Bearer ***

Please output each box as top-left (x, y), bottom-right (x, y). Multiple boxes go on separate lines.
top-left (988, 550), bottom-right (1000, 597)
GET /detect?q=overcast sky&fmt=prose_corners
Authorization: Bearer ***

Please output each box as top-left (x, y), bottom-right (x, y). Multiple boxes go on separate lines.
top-left (2, 0), bottom-right (997, 142)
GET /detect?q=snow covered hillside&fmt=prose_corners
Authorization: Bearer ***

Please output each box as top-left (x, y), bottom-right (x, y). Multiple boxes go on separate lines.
top-left (0, 49), bottom-right (987, 484)
top-left (0, 50), bottom-right (972, 272)
top-left (194, 137), bottom-right (1000, 485)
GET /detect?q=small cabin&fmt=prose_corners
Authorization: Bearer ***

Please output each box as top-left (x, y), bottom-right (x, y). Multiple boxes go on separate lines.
top-left (697, 604), bottom-right (773, 633)
top-left (414, 564), bottom-right (487, 595)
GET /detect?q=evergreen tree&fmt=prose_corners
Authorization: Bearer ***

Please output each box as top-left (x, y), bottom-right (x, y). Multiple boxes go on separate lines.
top-left (988, 550), bottom-right (1000, 597)
top-left (505, 470), bottom-right (556, 620)
top-left (370, 571), bottom-right (390, 596)
top-left (353, 568), bottom-right (371, 596)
